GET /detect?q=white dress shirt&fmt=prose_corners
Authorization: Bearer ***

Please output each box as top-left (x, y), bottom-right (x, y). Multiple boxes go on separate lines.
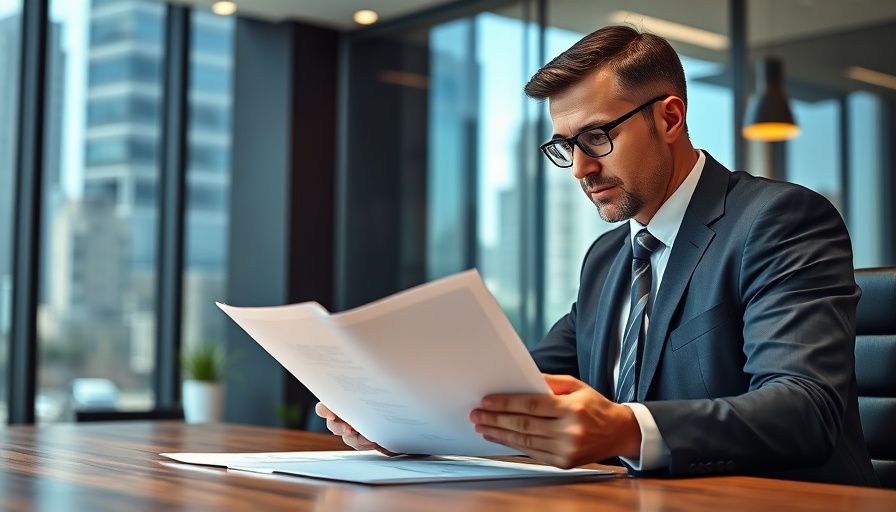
top-left (615, 150), bottom-right (706, 470)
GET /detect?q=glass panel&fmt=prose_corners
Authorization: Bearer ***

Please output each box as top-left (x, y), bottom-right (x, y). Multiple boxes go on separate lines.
top-left (746, 0), bottom-right (896, 266)
top-left (542, 0), bottom-right (732, 336)
top-left (181, 10), bottom-right (233, 357)
top-left (786, 98), bottom-right (841, 210)
top-left (474, 6), bottom-right (541, 341)
top-left (847, 92), bottom-right (885, 268)
top-left (0, 0), bottom-right (23, 426)
top-left (427, 17), bottom-right (474, 282)
top-left (343, 0), bottom-right (896, 354)
top-left (426, 3), bottom-right (542, 341)
top-left (38, 0), bottom-right (165, 422)
top-left (345, 1), bottom-right (735, 344)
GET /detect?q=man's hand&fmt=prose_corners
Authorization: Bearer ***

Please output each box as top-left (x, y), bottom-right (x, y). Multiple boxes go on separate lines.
top-left (314, 402), bottom-right (397, 455)
top-left (469, 374), bottom-right (642, 469)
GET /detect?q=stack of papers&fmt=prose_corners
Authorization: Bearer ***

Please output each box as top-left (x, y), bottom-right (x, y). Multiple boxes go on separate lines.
top-left (217, 269), bottom-right (550, 456)
top-left (160, 451), bottom-right (613, 485)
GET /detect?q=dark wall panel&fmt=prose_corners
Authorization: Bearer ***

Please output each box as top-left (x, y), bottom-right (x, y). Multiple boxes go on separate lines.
top-left (338, 37), bottom-right (429, 310)
top-left (227, 18), bottom-right (337, 427)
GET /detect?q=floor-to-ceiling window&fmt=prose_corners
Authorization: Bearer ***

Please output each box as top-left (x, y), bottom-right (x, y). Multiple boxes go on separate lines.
top-left (427, 2), bottom-right (542, 338)
top-left (36, 0), bottom-right (165, 422)
top-left (846, 92), bottom-right (887, 268)
top-left (341, 1), bottom-right (546, 341)
top-left (745, 0), bottom-right (896, 266)
top-left (29, 0), bottom-right (235, 423)
top-left (342, 0), bottom-right (894, 349)
top-left (181, 9), bottom-right (233, 366)
top-left (0, 0), bottom-right (23, 426)
top-left (2, 0), bottom-right (233, 426)
top-left (344, 0), bottom-right (733, 343)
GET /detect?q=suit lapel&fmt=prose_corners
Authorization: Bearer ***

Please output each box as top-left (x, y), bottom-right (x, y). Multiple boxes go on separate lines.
top-left (588, 236), bottom-right (630, 396)
top-left (637, 153), bottom-right (729, 400)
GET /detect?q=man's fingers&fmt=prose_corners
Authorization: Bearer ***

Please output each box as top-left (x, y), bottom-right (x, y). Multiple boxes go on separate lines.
top-left (478, 393), bottom-right (562, 418)
top-left (344, 433), bottom-right (374, 450)
top-left (314, 402), bottom-right (336, 420)
top-left (315, 402), bottom-right (396, 455)
top-left (343, 433), bottom-right (399, 456)
top-left (474, 425), bottom-right (559, 460)
top-left (470, 409), bottom-right (551, 435)
top-left (324, 418), bottom-right (354, 435)
top-left (316, 402), bottom-right (359, 437)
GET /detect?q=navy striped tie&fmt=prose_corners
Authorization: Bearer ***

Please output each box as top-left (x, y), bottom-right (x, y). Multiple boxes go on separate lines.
top-left (616, 229), bottom-right (662, 404)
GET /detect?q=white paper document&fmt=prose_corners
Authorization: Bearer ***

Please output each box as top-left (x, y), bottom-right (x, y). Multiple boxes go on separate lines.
top-left (217, 269), bottom-right (551, 456)
top-left (160, 451), bottom-right (612, 485)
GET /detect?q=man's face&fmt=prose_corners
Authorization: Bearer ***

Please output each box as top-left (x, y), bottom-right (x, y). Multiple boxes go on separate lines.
top-left (548, 68), bottom-right (671, 224)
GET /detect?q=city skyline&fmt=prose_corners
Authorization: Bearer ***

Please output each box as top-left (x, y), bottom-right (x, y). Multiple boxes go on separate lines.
top-left (0, 0), bottom-right (234, 421)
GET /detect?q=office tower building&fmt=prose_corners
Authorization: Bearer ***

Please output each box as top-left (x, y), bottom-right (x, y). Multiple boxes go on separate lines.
top-left (35, 0), bottom-right (232, 413)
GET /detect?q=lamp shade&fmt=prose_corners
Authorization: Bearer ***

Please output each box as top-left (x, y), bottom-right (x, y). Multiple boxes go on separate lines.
top-left (742, 57), bottom-right (800, 141)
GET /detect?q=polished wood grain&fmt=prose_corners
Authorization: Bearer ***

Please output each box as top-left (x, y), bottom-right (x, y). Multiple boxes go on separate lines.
top-left (1, 422), bottom-right (893, 511)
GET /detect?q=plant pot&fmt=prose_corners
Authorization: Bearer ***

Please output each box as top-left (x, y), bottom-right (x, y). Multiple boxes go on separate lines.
top-left (182, 379), bottom-right (224, 423)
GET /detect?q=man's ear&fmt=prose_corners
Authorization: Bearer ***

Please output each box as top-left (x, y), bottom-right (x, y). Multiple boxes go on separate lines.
top-left (657, 96), bottom-right (686, 142)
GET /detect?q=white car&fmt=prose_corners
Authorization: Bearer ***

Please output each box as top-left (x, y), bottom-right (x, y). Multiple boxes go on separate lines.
top-left (68, 378), bottom-right (120, 411)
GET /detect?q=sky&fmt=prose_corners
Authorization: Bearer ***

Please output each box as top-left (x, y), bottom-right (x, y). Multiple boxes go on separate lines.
top-left (52, 0), bottom-right (88, 197)
top-left (0, 0), bottom-right (16, 18)
top-left (1, 0), bottom-right (87, 197)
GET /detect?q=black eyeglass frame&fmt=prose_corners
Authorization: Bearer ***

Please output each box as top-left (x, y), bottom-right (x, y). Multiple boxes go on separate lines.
top-left (539, 94), bottom-right (671, 168)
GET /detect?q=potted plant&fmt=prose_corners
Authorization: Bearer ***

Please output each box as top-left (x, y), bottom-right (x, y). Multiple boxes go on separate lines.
top-left (180, 343), bottom-right (231, 423)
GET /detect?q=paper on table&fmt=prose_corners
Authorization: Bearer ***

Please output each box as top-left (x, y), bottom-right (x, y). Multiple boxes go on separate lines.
top-left (160, 451), bottom-right (613, 485)
top-left (217, 269), bottom-right (550, 456)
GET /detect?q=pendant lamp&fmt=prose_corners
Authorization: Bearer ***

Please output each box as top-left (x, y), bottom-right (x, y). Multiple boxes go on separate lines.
top-left (742, 57), bottom-right (800, 141)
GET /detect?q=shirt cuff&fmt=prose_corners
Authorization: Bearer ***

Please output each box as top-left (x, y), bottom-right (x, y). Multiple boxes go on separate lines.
top-left (619, 402), bottom-right (670, 471)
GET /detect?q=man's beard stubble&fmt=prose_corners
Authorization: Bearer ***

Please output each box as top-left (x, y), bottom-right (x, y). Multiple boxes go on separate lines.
top-left (580, 174), bottom-right (643, 223)
top-left (580, 143), bottom-right (670, 224)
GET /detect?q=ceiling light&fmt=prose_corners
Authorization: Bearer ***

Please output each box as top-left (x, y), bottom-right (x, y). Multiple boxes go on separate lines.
top-left (354, 10), bottom-right (379, 25)
top-left (844, 66), bottom-right (896, 91)
top-left (608, 11), bottom-right (728, 50)
top-left (211, 1), bottom-right (236, 16)
top-left (742, 58), bottom-right (800, 142)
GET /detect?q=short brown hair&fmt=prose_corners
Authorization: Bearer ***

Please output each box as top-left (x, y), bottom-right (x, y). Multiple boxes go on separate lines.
top-left (524, 25), bottom-right (687, 110)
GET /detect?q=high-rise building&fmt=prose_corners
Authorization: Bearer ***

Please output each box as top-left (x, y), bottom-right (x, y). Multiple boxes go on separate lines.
top-left (84, 0), bottom-right (165, 283)
top-left (37, 0), bottom-right (232, 404)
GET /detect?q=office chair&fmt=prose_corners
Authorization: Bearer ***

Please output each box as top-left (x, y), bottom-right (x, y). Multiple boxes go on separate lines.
top-left (74, 407), bottom-right (185, 423)
top-left (854, 267), bottom-right (896, 489)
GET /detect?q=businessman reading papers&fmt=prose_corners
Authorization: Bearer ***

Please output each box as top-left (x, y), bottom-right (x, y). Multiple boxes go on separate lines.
top-left (316, 25), bottom-right (878, 487)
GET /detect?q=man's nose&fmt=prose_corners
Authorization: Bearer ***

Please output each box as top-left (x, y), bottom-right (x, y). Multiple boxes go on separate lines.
top-left (570, 151), bottom-right (601, 180)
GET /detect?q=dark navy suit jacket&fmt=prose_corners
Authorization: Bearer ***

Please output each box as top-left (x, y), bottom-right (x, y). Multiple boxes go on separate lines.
top-left (530, 153), bottom-right (878, 486)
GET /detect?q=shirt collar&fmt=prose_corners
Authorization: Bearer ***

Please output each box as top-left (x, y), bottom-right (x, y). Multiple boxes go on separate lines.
top-left (629, 149), bottom-right (706, 249)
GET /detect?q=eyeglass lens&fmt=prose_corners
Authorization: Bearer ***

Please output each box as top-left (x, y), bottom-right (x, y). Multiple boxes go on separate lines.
top-left (544, 129), bottom-right (611, 166)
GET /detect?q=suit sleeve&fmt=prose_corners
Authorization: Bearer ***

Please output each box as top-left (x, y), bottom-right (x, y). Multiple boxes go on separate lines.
top-left (640, 185), bottom-right (859, 477)
top-left (529, 302), bottom-right (580, 377)
top-left (528, 232), bottom-right (612, 378)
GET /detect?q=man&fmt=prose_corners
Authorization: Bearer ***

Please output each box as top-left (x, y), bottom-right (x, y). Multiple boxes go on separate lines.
top-left (317, 25), bottom-right (878, 486)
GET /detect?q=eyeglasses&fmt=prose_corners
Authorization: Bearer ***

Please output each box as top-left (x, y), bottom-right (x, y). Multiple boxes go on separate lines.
top-left (539, 95), bottom-right (670, 168)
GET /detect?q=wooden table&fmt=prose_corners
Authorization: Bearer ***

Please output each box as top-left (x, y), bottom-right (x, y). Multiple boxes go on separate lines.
top-left (1, 422), bottom-right (893, 511)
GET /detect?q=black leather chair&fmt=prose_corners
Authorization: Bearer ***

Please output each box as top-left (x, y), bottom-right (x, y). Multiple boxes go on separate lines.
top-left (854, 267), bottom-right (896, 488)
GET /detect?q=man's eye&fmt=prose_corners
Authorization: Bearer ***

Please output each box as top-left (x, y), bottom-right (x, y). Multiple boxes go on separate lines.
top-left (583, 130), bottom-right (608, 145)
top-left (552, 141), bottom-right (572, 153)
